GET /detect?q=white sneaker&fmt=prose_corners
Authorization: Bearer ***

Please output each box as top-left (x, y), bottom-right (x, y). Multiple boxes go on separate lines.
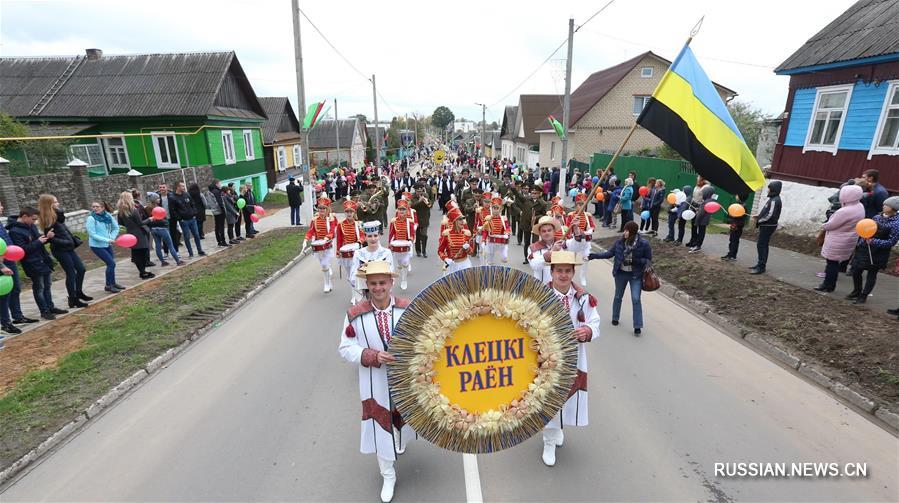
top-left (542, 443), bottom-right (556, 466)
top-left (380, 477), bottom-right (396, 503)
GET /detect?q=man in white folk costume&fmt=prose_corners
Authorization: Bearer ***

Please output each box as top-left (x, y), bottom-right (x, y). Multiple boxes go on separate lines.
top-left (336, 200), bottom-right (364, 304)
top-left (303, 196), bottom-right (338, 293)
top-left (388, 199), bottom-right (415, 290)
top-left (528, 215), bottom-right (566, 283)
top-left (351, 221), bottom-right (394, 297)
top-left (338, 261), bottom-right (414, 503)
top-left (543, 250), bottom-right (600, 466)
top-left (565, 193), bottom-right (597, 287)
top-left (481, 195), bottom-right (511, 265)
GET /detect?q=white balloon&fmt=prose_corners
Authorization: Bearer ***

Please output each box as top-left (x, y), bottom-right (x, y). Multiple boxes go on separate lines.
top-left (682, 209), bottom-right (696, 221)
top-left (675, 192), bottom-right (687, 204)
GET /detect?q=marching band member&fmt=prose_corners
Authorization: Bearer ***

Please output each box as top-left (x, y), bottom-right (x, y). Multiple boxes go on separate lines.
top-left (565, 193), bottom-right (597, 287)
top-left (339, 261), bottom-right (414, 503)
top-left (351, 221), bottom-right (394, 298)
top-left (401, 191), bottom-right (418, 273)
top-left (550, 204), bottom-right (568, 241)
top-left (474, 192), bottom-right (491, 261)
top-left (410, 183), bottom-right (433, 258)
top-left (336, 200), bottom-right (365, 304)
top-left (303, 196), bottom-right (338, 293)
top-left (438, 206), bottom-right (473, 275)
top-left (528, 215), bottom-right (565, 283)
top-left (542, 251), bottom-right (600, 467)
top-left (482, 195), bottom-right (511, 265)
top-left (388, 200), bottom-right (415, 290)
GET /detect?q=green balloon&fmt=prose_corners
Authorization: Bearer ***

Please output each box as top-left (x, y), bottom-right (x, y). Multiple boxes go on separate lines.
top-left (236, 198), bottom-right (246, 209)
top-left (0, 275), bottom-right (12, 296)
top-left (0, 240), bottom-right (6, 256)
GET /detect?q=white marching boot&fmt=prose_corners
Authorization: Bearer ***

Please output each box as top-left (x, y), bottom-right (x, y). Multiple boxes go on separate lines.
top-left (377, 457), bottom-right (396, 503)
top-left (580, 265), bottom-right (588, 287)
top-left (323, 270), bottom-right (332, 293)
top-left (542, 442), bottom-right (556, 467)
top-left (400, 267), bottom-right (408, 291)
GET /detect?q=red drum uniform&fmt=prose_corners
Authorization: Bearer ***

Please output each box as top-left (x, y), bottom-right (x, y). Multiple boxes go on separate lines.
top-left (304, 197), bottom-right (338, 292)
top-left (336, 201), bottom-right (365, 303)
top-left (482, 197), bottom-right (511, 265)
top-left (438, 207), bottom-right (474, 275)
top-left (565, 198), bottom-right (596, 286)
top-left (389, 200), bottom-right (416, 290)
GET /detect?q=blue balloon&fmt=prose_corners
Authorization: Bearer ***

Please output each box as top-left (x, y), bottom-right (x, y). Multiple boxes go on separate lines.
top-left (592, 176), bottom-right (599, 183)
top-left (641, 210), bottom-right (651, 220)
top-left (569, 188), bottom-right (578, 198)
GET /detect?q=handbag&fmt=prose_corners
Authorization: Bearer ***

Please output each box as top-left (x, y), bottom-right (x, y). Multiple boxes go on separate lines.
top-left (642, 261), bottom-right (661, 292)
top-left (816, 229), bottom-right (826, 247)
top-left (72, 234), bottom-right (84, 249)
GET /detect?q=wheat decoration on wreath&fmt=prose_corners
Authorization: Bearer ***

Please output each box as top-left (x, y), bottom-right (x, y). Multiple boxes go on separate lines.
top-left (388, 266), bottom-right (577, 454)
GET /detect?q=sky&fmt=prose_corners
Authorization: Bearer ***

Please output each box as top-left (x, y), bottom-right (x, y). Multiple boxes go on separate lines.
top-left (0, 0), bottom-right (854, 127)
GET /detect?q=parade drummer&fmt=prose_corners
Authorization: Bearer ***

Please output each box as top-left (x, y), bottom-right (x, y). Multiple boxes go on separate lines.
top-left (542, 251), bottom-right (600, 467)
top-left (388, 200), bottom-right (415, 291)
top-left (438, 206), bottom-right (473, 275)
top-left (303, 196), bottom-right (338, 293)
top-left (338, 261), bottom-right (414, 503)
top-left (410, 183), bottom-right (433, 258)
top-left (482, 195), bottom-right (511, 266)
top-left (565, 193), bottom-right (597, 287)
top-left (336, 200), bottom-right (365, 304)
top-left (474, 191), bottom-right (491, 259)
top-left (528, 215), bottom-right (565, 283)
top-left (550, 204), bottom-right (568, 241)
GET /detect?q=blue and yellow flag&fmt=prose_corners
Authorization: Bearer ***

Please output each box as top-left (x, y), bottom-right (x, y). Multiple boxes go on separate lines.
top-left (637, 45), bottom-right (764, 197)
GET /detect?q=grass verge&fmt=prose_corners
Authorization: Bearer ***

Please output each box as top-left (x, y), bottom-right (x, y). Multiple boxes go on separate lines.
top-left (0, 227), bottom-right (304, 468)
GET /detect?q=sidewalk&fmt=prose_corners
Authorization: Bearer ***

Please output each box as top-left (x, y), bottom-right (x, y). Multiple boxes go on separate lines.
top-left (592, 219), bottom-right (899, 314)
top-left (3, 207), bottom-right (296, 341)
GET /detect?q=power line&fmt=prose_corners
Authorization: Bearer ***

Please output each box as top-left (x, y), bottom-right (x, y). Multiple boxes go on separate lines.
top-left (297, 7), bottom-right (371, 82)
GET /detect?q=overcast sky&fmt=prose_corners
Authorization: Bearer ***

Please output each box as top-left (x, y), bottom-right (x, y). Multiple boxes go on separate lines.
top-left (1, 0), bottom-right (853, 126)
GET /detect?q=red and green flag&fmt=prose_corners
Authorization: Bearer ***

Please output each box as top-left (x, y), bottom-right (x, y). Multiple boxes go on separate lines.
top-left (548, 115), bottom-right (565, 139)
top-left (303, 101), bottom-right (326, 130)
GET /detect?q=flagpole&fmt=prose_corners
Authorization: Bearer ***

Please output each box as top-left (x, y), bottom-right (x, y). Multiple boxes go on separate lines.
top-left (582, 16), bottom-right (705, 205)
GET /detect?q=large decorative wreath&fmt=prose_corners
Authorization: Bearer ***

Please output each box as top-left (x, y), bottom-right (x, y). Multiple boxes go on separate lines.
top-left (389, 266), bottom-right (577, 453)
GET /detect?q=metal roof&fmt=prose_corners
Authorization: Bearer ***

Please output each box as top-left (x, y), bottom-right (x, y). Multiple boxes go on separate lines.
top-left (310, 119), bottom-right (359, 149)
top-left (500, 106), bottom-right (518, 140)
top-left (0, 51), bottom-right (266, 121)
top-left (516, 95), bottom-right (562, 145)
top-left (775, 0), bottom-right (899, 73)
top-left (258, 97), bottom-right (300, 145)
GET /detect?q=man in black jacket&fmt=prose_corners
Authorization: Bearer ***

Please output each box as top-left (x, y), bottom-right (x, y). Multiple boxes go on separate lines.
top-left (286, 176), bottom-right (304, 226)
top-left (242, 183), bottom-right (258, 237)
top-left (171, 182), bottom-right (206, 257)
top-left (749, 180), bottom-right (782, 275)
top-left (208, 179), bottom-right (228, 247)
top-left (9, 207), bottom-right (67, 320)
top-left (159, 183), bottom-right (181, 253)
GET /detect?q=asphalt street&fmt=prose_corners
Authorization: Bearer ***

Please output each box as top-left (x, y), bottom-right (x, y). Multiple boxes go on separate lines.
top-left (2, 201), bottom-right (896, 502)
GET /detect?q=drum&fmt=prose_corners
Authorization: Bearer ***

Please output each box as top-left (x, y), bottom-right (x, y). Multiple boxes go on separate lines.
top-left (488, 235), bottom-right (509, 244)
top-left (390, 239), bottom-right (412, 253)
top-left (339, 242), bottom-right (360, 258)
top-left (311, 238), bottom-right (332, 252)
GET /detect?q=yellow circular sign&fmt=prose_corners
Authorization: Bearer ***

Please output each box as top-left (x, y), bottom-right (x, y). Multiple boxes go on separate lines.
top-left (434, 315), bottom-right (538, 414)
top-left (433, 150), bottom-right (446, 164)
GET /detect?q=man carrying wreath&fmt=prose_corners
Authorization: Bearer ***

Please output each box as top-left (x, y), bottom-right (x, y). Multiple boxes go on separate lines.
top-left (338, 261), bottom-right (414, 503)
top-left (543, 251), bottom-right (601, 467)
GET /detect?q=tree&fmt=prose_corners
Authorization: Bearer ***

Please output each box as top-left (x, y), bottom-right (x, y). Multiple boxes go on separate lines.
top-left (489, 121), bottom-right (499, 129)
top-left (0, 112), bottom-right (72, 174)
top-left (431, 106), bottom-right (455, 131)
top-left (728, 100), bottom-right (770, 156)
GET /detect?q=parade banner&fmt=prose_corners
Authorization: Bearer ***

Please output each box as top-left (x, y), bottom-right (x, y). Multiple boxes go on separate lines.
top-left (389, 266), bottom-right (578, 453)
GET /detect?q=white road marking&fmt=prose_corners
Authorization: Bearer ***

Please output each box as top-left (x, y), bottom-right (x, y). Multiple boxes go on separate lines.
top-left (462, 453), bottom-right (483, 503)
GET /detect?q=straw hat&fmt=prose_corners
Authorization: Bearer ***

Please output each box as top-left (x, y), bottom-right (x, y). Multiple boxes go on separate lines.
top-left (532, 215), bottom-right (561, 234)
top-left (356, 260), bottom-right (397, 278)
top-left (548, 250), bottom-right (582, 266)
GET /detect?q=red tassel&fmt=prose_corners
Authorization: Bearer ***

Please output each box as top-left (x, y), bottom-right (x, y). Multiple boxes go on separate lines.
top-left (588, 294), bottom-right (597, 308)
top-left (345, 324), bottom-right (356, 338)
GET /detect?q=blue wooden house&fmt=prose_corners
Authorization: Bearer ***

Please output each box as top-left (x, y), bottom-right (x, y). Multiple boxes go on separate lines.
top-left (771, 0), bottom-right (899, 193)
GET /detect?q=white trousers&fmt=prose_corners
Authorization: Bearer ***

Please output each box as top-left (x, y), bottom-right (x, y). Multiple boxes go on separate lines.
top-left (339, 257), bottom-right (354, 286)
top-left (316, 248), bottom-right (334, 271)
top-left (444, 258), bottom-right (472, 276)
top-left (567, 238), bottom-right (591, 286)
top-left (485, 242), bottom-right (508, 265)
top-left (377, 456), bottom-right (396, 480)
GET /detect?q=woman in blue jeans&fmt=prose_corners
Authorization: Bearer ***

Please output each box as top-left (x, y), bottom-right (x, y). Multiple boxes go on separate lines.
top-left (143, 199), bottom-right (184, 266)
top-left (588, 220), bottom-right (652, 335)
top-left (86, 201), bottom-right (124, 293)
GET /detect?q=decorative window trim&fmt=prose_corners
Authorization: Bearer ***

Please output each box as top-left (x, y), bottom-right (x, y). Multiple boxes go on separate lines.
top-left (101, 134), bottom-right (130, 169)
top-left (243, 129), bottom-right (255, 160)
top-left (802, 84), bottom-right (853, 155)
top-left (277, 146), bottom-right (287, 171)
top-left (222, 130), bottom-right (236, 165)
top-left (292, 144), bottom-right (301, 167)
top-left (868, 80), bottom-right (899, 159)
top-left (151, 132), bottom-right (180, 169)
top-left (640, 67), bottom-right (653, 78)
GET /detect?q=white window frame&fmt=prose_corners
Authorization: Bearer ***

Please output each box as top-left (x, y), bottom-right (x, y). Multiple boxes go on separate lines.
top-left (222, 130), bottom-right (236, 165)
top-left (101, 134), bottom-right (130, 169)
top-left (550, 141), bottom-right (556, 160)
top-left (151, 132), bottom-right (180, 169)
top-left (868, 80), bottom-right (899, 158)
top-left (292, 144), bottom-right (301, 167)
top-left (277, 146), bottom-right (287, 171)
top-left (633, 95), bottom-right (651, 116)
top-left (803, 84), bottom-right (853, 155)
top-left (242, 129), bottom-right (255, 160)
top-left (640, 67), bottom-right (653, 78)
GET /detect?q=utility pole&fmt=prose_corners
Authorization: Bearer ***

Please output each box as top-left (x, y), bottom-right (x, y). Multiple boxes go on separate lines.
top-left (559, 17), bottom-right (574, 200)
top-left (371, 74), bottom-right (381, 167)
top-left (291, 0), bottom-right (314, 226)
top-left (474, 102), bottom-right (486, 162)
top-left (334, 98), bottom-right (340, 168)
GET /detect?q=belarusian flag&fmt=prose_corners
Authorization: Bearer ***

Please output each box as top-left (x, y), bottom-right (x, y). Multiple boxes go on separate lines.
top-left (303, 101), bottom-right (326, 130)
top-left (548, 115), bottom-right (565, 139)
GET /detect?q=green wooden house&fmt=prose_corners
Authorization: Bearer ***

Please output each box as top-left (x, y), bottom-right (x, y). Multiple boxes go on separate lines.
top-left (0, 49), bottom-right (271, 199)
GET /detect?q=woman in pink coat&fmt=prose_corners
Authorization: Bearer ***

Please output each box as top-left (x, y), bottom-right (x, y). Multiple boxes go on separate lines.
top-left (815, 184), bottom-right (864, 292)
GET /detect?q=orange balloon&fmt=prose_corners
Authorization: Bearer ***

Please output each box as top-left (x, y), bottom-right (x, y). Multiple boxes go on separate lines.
top-left (594, 191), bottom-right (605, 202)
top-left (856, 218), bottom-right (877, 239)
top-left (666, 193), bottom-right (677, 205)
top-left (727, 203), bottom-right (746, 217)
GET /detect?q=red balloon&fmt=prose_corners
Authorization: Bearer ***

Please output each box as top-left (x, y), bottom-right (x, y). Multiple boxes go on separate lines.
top-left (250, 213), bottom-right (260, 223)
top-left (638, 186), bottom-right (649, 197)
top-left (115, 234), bottom-right (138, 248)
top-left (704, 201), bottom-right (722, 213)
top-left (3, 245), bottom-right (25, 262)
top-left (254, 205), bottom-right (266, 216)
top-left (151, 206), bottom-right (167, 220)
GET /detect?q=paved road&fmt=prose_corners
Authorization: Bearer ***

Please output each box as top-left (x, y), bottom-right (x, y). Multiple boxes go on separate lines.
top-left (3, 202), bottom-right (896, 502)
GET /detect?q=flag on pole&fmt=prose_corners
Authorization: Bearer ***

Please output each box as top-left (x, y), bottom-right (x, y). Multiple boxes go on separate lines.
top-left (637, 45), bottom-right (764, 197)
top-left (548, 115), bottom-right (565, 139)
top-left (303, 101), bottom-right (326, 130)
